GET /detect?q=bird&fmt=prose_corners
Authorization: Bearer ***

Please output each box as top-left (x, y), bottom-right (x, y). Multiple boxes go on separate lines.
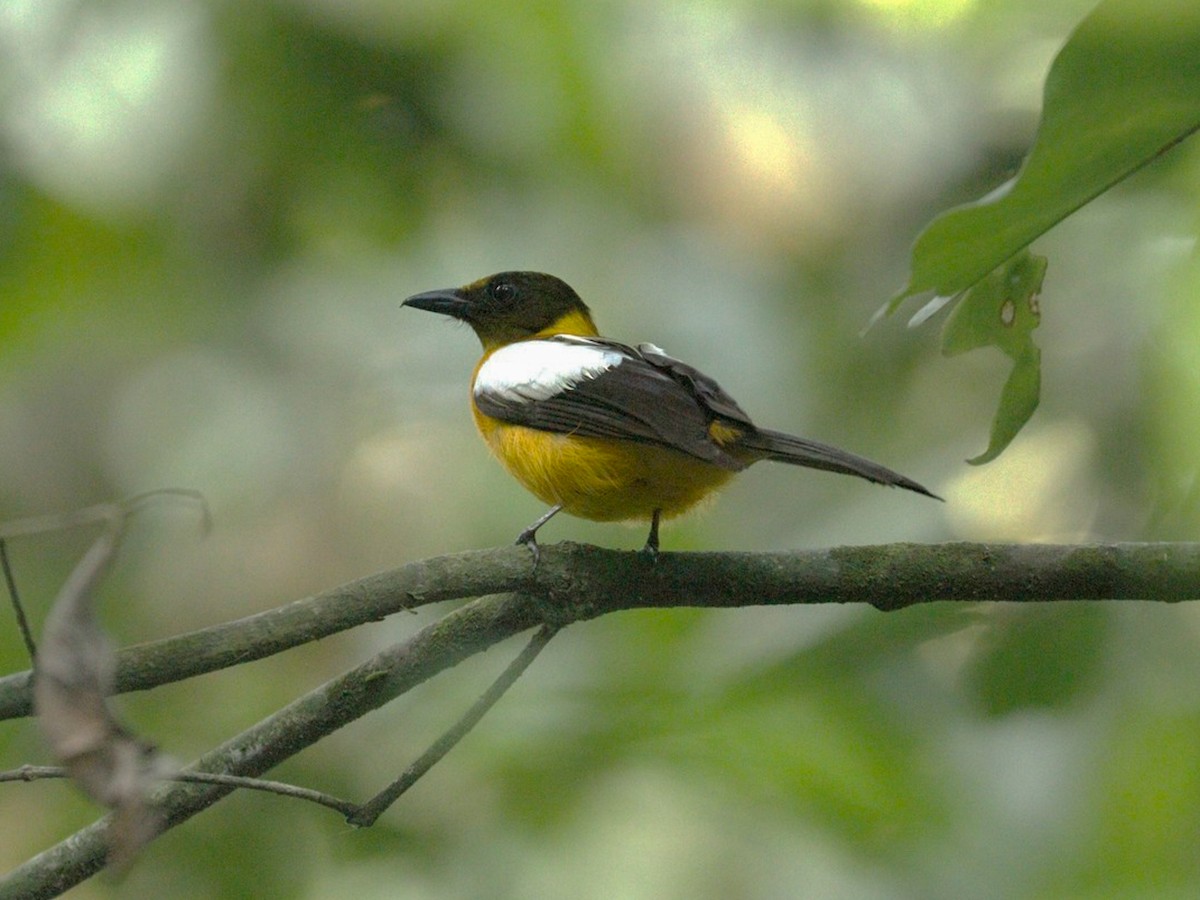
top-left (403, 271), bottom-right (938, 558)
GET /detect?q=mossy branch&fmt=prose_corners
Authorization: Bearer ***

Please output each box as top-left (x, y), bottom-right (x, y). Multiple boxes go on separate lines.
top-left (3, 540), bottom-right (1196, 723)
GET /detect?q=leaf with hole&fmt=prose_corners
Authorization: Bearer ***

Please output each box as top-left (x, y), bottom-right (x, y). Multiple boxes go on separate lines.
top-left (942, 252), bottom-right (1046, 464)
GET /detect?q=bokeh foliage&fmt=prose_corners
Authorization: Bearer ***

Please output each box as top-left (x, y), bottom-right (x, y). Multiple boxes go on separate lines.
top-left (2, 0), bottom-right (1200, 897)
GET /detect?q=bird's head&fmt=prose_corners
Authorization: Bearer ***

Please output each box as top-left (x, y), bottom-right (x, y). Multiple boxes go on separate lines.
top-left (403, 271), bottom-right (598, 350)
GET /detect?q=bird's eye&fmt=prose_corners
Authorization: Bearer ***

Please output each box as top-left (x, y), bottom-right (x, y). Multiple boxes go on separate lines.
top-left (489, 281), bottom-right (517, 303)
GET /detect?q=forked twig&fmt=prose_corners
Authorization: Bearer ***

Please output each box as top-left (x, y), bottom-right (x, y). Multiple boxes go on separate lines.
top-left (348, 623), bottom-right (559, 827)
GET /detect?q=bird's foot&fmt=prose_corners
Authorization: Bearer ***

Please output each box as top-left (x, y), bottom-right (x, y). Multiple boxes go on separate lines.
top-left (515, 504), bottom-right (562, 570)
top-left (640, 509), bottom-right (662, 562)
top-left (515, 530), bottom-right (542, 568)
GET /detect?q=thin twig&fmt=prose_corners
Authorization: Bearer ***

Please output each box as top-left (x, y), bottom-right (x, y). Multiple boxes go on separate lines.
top-left (0, 489), bottom-right (207, 666)
top-left (169, 772), bottom-right (357, 817)
top-left (0, 539), bottom-right (36, 661)
top-left (348, 623), bottom-right (559, 827)
top-left (0, 764), bottom-right (358, 818)
top-left (0, 764), bottom-right (62, 783)
top-left (0, 489), bottom-right (208, 541)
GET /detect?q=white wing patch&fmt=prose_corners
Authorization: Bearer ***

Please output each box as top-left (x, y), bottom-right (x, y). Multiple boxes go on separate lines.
top-left (474, 338), bottom-right (625, 403)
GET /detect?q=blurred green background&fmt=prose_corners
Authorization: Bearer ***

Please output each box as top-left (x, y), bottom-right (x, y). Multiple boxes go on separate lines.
top-left (3, 0), bottom-right (1200, 897)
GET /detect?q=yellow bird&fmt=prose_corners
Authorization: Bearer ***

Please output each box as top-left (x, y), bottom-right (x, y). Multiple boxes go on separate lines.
top-left (404, 271), bottom-right (937, 556)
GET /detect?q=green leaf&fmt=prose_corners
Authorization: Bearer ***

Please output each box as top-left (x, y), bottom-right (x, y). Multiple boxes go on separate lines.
top-left (941, 253), bottom-right (1044, 357)
top-left (970, 347), bottom-right (1041, 466)
top-left (942, 251), bottom-right (1046, 464)
top-left (886, 0), bottom-right (1200, 313)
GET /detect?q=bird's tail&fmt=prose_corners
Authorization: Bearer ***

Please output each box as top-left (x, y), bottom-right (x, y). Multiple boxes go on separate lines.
top-left (740, 428), bottom-right (940, 500)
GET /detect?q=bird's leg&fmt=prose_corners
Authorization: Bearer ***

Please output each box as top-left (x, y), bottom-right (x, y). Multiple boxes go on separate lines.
top-left (640, 509), bottom-right (662, 561)
top-left (515, 504), bottom-right (563, 566)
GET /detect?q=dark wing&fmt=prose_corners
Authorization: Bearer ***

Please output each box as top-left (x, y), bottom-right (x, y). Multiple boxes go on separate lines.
top-left (634, 342), bottom-right (756, 425)
top-left (474, 337), bottom-right (753, 471)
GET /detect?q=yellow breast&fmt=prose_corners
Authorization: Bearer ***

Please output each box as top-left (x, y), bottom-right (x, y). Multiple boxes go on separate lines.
top-left (471, 410), bottom-right (735, 522)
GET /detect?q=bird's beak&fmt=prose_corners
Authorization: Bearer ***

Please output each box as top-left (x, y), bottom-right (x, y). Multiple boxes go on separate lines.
top-left (402, 287), bottom-right (471, 319)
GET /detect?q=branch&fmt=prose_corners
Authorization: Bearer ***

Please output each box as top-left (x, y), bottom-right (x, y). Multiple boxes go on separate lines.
top-left (1, 589), bottom-right (546, 899)
top-left (0, 546), bottom-right (537, 720)
top-left (3, 541), bottom-right (1198, 896)
top-left (3, 540), bottom-right (1196, 722)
